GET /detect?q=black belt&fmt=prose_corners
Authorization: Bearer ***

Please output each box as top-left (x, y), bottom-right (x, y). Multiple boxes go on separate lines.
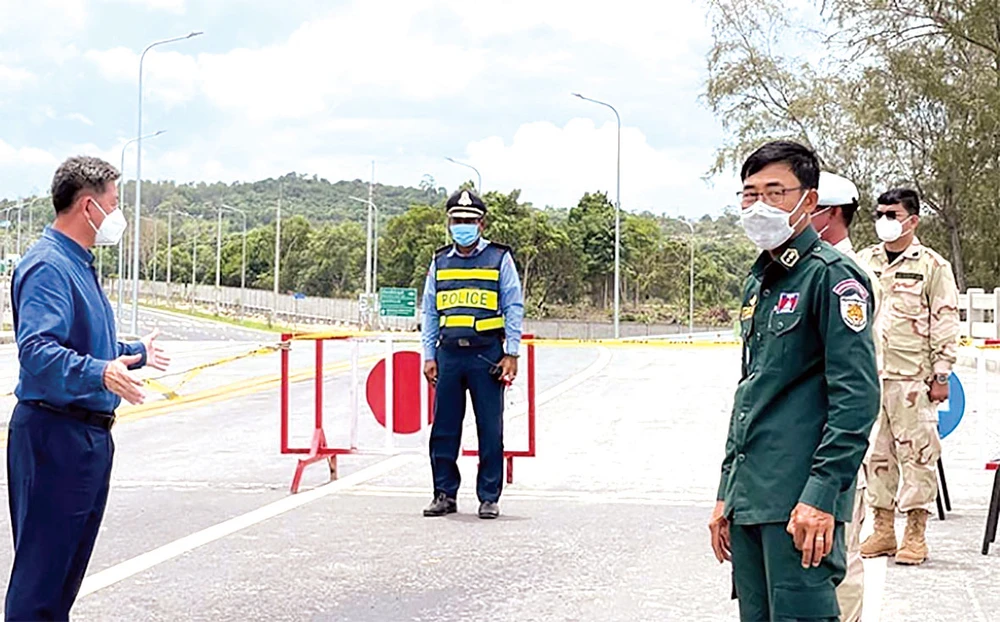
top-left (439, 334), bottom-right (503, 349)
top-left (24, 401), bottom-right (116, 430)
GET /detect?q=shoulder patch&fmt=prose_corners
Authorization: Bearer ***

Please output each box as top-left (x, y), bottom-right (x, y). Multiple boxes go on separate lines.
top-left (833, 278), bottom-right (870, 301)
top-left (840, 294), bottom-right (868, 332)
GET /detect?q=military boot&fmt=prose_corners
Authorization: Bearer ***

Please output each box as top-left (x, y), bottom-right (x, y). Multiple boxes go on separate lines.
top-left (860, 507), bottom-right (897, 558)
top-left (894, 509), bottom-right (930, 565)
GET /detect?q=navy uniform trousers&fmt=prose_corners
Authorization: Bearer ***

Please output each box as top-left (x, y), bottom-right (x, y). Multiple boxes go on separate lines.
top-left (429, 339), bottom-right (505, 503)
top-left (5, 402), bottom-right (114, 621)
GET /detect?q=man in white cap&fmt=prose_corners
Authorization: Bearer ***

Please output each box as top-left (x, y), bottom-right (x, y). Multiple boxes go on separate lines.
top-left (814, 170), bottom-right (881, 622)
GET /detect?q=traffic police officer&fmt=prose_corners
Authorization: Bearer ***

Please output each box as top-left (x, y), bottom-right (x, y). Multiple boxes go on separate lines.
top-left (420, 188), bottom-right (524, 520)
top-left (709, 141), bottom-right (880, 621)
top-left (6, 156), bottom-right (170, 620)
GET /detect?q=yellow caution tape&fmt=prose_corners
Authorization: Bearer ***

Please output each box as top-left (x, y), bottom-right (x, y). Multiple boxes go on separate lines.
top-left (525, 338), bottom-right (742, 348)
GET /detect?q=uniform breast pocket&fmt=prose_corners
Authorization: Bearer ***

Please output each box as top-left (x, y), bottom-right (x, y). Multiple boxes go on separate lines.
top-left (765, 312), bottom-right (804, 367)
top-left (891, 279), bottom-right (924, 316)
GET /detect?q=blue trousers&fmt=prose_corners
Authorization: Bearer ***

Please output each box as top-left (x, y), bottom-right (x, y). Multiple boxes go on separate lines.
top-left (5, 402), bottom-right (114, 621)
top-left (430, 341), bottom-right (505, 503)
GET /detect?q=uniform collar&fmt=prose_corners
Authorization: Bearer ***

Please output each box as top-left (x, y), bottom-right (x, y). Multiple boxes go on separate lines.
top-left (751, 227), bottom-right (819, 276)
top-left (876, 236), bottom-right (923, 263)
top-left (833, 237), bottom-right (854, 254)
top-left (447, 237), bottom-right (490, 258)
top-left (44, 225), bottom-right (94, 266)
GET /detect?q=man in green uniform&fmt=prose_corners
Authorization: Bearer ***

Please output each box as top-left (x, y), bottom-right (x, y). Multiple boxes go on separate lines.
top-left (709, 141), bottom-right (881, 621)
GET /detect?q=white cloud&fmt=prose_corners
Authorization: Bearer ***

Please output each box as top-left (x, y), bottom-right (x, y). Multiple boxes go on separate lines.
top-left (83, 2), bottom-right (487, 120)
top-left (66, 112), bottom-right (95, 126)
top-left (103, 0), bottom-right (186, 13)
top-left (0, 140), bottom-right (59, 167)
top-left (440, 0), bottom-right (711, 65)
top-left (85, 47), bottom-right (200, 109)
top-left (461, 119), bottom-right (737, 215)
top-left (0, 65), bottom-right (36, 90)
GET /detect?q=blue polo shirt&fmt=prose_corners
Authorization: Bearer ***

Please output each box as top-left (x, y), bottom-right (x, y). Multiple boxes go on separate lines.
top-left (11, 226), bottom-right (146, 413)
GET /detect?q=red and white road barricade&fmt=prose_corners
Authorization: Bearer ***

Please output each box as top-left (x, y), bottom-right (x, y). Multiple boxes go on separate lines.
top-left (278, 332), bottom-right (536, 494)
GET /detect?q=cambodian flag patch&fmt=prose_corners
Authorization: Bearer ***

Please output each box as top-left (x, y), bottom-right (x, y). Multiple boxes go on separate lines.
top-left (774, 292), bottom-right (800, 314)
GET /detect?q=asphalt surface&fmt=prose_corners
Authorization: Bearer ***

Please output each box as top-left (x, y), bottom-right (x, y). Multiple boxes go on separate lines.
top-left (0, 310), bottom-right (998, 621)
top-left (120, 306), bottom-right (278, 342)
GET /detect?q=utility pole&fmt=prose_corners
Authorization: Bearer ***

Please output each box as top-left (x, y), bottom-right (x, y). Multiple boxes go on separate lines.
top-left (272, 183), bottom-right (282, 325)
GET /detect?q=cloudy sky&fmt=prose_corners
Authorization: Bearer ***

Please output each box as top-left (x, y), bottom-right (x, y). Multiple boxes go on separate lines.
top-left (0, 0), bottom-right (741, 218)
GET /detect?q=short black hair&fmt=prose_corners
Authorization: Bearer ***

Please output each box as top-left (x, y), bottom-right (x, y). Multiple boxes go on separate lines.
top-left (839, 201), bottom-right (859, 227)
top-left (740, 140), bottom-right (820, 190)
top-left (51, 156), bottom-right (120, 214)
top-left (877, 188), bottom-right (920, 216)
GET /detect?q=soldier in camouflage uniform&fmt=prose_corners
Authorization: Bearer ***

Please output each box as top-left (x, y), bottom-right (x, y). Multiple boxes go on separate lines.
top-left (814, 171), bottom-right (882, 622)
top-left (856, 188), bottom-right (961, 566)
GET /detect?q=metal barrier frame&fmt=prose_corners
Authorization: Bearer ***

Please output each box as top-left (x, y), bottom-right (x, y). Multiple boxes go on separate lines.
top-left (280, 333), bottom-right (536, 494)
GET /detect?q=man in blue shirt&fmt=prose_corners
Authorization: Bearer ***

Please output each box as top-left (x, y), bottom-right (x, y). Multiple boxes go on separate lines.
top-left (421, 188), bottom-right (524, 519)
top-left (6, 156), bottom-right (170, 621)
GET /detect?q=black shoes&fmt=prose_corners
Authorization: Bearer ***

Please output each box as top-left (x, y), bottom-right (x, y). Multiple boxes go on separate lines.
top-left (478, 501), bottom-right (500, 519)
top-left (423, 493), bottom-right (457, 517)
top-left (422, 494), bottom-right (500, 519)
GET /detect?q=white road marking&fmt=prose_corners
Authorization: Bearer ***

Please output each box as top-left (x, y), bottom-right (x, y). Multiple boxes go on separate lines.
top-left (341, 484), bottom-right (717, 507)
top-left (80, 345), bottom-right (613, 598)
top-left (78, 454), bottom-right (417, 598)
top-left (861, 556), bottom-right (887, 622)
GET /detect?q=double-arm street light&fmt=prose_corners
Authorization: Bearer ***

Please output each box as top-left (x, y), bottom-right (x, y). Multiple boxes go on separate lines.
top-left (131, 31), bottom-right (202, 335)
top-left (445, 157), bottom-right (482, 194)
top-left (572, 92), bottom-right (622, 339)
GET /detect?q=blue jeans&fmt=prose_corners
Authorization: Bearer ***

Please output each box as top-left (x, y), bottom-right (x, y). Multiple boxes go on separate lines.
top-left (430, 340), bottom-right (505, 503)
top-left (5, 402), bottom-right (114, 621)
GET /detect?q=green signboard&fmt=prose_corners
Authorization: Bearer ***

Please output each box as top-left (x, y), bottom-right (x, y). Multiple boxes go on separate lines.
top-left (379, 287), bottom-right (417, 317)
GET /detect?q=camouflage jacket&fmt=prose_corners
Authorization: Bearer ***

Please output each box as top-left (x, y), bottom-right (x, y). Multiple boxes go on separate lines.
top-left (857, 238), bottom-right (960, 381)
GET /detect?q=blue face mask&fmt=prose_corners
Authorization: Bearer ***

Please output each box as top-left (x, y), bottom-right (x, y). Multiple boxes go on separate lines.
top-left (450, 223), bottom-right (480, 247)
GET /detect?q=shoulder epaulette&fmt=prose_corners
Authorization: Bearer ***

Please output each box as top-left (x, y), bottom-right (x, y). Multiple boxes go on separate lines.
top-left (810, 242), bottom-right (843, 266)
top-left (433, 244), bottom-right (452, 258)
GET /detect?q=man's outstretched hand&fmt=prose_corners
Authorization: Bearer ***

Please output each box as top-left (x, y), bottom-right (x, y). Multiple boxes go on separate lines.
top-left (141, 328), bottom-right (171, 372)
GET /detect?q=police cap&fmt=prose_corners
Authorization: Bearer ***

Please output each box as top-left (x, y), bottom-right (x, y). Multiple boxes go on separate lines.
top-left (446, 189), bottom-right (486, 219)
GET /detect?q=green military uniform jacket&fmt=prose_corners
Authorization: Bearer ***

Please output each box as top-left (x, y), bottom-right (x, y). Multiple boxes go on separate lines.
top-left (718, 227), bottom-right (880, 525)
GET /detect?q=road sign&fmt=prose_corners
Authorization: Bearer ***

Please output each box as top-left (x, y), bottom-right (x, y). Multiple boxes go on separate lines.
top-left (938, 372), bottom-right (966, 440)
top-left (379, 287), bottom-right (417, 317)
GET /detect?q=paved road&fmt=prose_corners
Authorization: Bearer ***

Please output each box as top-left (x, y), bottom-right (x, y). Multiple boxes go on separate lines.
top-left (119, 306), bottom-right (277, 342)
top-left (0, 328), bottom-right (997, 620)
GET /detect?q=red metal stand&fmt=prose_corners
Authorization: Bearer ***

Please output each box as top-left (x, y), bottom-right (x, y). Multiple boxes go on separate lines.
top-left (279, 334), bottom-right (537, 494)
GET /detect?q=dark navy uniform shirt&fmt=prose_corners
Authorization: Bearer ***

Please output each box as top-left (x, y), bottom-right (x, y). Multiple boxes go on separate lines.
top-left (11, 226), bottom-right (146, 413)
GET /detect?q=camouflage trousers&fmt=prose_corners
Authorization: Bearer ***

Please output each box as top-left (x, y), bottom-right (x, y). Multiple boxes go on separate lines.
top-left (865, 379), bottom-right (942, 513)
top-left (836, 477), bottom-right (865, 622)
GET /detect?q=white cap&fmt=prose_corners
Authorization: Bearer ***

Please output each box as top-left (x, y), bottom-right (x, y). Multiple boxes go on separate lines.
top-left (817, 171), bottom-right (859, 207)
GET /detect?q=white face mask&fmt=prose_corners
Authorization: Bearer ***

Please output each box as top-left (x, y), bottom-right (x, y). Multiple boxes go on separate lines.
top-left (812, 207), bottom-right (831, 239)
top-left (875, 214), bottom-right (909, 243)
top-left (740, 191), bottom-right (809, 251)
top-left (88, 198), bottom-right (127, 246)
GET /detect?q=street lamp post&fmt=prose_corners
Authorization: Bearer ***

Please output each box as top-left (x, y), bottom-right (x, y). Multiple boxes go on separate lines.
top-left (118, 129), bottom-right (165, 325)
top-left (131, 31), bottom-right (202, 336)
top-left (680, 219), bottom-right (696, 336)
top-left (221, 204), bottom-right (248, 316)
top-left (349, 196), bottom-right (379, 295)
top-left (445, 156), bottom-right (482, 193)
top-left (214, 205), bottom-right (223, 315)
top-left (573, 92), bottom-right (622, 339)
